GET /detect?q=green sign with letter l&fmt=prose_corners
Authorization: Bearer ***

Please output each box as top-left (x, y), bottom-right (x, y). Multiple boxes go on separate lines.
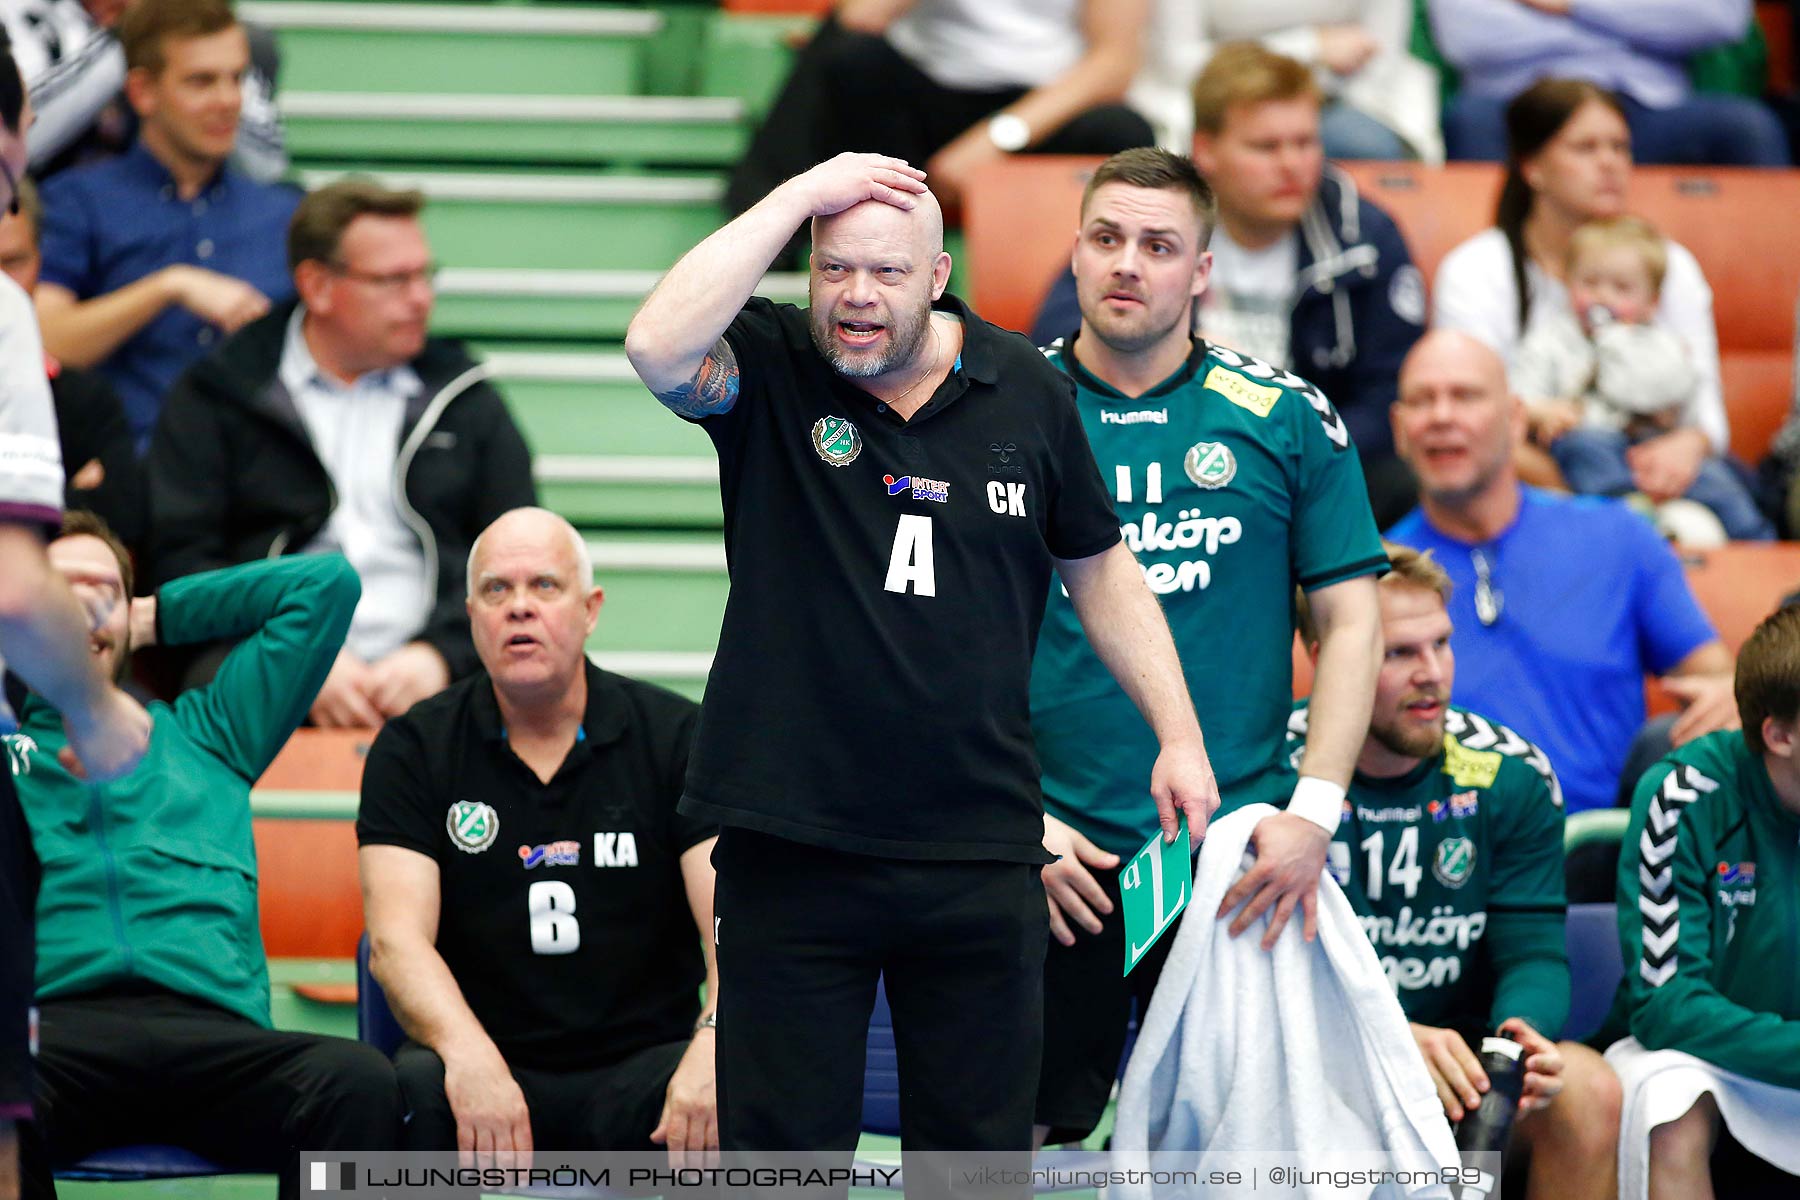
top-left (1120, 817), bottom-right (1192, 975)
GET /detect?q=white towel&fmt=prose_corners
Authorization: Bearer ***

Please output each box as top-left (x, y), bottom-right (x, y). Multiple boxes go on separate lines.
top-left (1606, 1036), bottom-right (1800, 1200)
top-left (1112, 805), bottom-right (1460, 1200)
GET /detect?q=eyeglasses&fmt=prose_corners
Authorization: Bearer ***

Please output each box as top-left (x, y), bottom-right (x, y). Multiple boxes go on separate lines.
top-left (1471, 547), bottom-right (1503, 628)
top-left (0, 155), bottom-right (19, 217)
top-left (325, 261), bottom-right (439, 291)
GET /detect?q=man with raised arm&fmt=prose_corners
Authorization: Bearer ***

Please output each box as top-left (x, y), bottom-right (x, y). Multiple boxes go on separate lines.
top-left (0, 37), bottom-right (149, 1198)
top-left (625, 152), bottom-right (1218, 1157)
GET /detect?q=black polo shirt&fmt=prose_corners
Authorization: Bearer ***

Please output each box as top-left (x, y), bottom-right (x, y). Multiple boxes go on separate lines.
top-left (682, 294), bottom-right (1119, 863)
top-left (357, 663), bottom-right (711, 1071)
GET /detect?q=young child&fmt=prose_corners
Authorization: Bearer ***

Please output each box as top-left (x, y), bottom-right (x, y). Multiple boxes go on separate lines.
top-left (1512, 215), bottom-right (1772, 541)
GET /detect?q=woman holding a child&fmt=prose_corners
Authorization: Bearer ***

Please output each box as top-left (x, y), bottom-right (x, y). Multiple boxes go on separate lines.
top-left (1432, 78), bottom-right (1772, 542)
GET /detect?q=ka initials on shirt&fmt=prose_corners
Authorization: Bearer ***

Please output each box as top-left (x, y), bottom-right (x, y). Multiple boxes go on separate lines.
top-left (1202, 365), bottom-right (1280, 419)
top-left (594, 831), bottom-right (640, 868)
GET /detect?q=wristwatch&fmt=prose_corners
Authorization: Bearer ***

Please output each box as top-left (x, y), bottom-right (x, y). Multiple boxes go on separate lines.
top-left (694, 1011), bottom-right (717, 1034)
top-left (986, 113), bottom-right (1031, 153)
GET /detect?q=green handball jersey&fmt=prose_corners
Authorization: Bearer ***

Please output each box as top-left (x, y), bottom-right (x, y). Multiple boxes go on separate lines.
top-left (1031, 336), bottom-right (1385, 857)
top-left (1619, 732), bottom-right (1800, 1088)
top-left (1288, 704), bottom-right (1570, 1039)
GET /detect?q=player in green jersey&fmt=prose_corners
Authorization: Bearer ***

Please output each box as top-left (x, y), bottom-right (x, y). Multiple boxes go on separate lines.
top-left (1291, 543), bottom-right (1621, 1199)
top-left (1618, 604), bottom-right (1800, 1199)
top-left (1030, 147), bottom-right (1385, 1147)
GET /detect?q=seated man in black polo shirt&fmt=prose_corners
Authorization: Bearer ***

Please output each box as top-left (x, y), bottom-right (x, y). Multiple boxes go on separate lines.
top-left (357, 506), bottom-right (718, 1165)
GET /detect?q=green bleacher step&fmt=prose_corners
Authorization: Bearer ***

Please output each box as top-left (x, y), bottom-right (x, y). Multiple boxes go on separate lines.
top-left (431, 267), bottom-right (805, 340)
top-left (582, 535), bottom-right (728, 661)
top-left (588, 650), bottom-right (711, 701)
top-left (296, 170), bottom-right (726, 271)
top-left (482, 348), bottom-right (713, 457)
top-left (240, 2), bottom-right (659, 95)
top-left (280, 93), bottom-right (747, 166)
top-left (538, 455), bottom-right (723, 529)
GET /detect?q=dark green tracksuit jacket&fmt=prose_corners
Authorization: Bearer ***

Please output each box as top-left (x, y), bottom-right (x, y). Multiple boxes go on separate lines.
top-left (1617, 730), bottom-right (1800, 1086)
top-left (7, 555), bottom-right (358, 1026)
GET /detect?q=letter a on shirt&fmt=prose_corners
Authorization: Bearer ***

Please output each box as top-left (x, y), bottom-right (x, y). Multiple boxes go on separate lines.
top-left (885, 514), bottom-right (936, 596)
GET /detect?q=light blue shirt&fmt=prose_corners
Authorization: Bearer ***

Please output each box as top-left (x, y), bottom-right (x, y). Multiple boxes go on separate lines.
top-left (279, 310), bottom-right (428, 661)
top-left (1427, 0), bottom-right (1749, 107)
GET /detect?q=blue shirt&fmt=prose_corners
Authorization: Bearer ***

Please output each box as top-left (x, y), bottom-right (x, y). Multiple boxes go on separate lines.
top-left (1387, 487), bottom-right (1715, 814)
top-left (38, 142), bottom-right (299, 451)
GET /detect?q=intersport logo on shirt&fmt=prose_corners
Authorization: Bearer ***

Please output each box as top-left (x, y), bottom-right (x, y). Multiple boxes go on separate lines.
top-left (1100, 408), bottom-right (1169, 425)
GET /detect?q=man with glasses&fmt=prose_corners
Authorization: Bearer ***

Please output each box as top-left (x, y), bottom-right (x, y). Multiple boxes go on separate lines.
top-left (31, 0), bottom-right (299, 452)
top-left (1387, 329), bottom-right (1735, 814)
top-left (145, 179), bottom-right (537, 726)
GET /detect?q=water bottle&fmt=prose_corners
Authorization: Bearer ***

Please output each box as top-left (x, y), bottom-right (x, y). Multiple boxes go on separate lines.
top-left (1453, 1036), bottom-right (1525, 1199)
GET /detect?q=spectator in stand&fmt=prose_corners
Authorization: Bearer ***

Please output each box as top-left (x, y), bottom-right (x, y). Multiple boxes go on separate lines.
top-left (33, 0), bottom-right (298, 453)
top-left (1433, 79), bottom-right (1734, 514)
top-left (1511, 214), bottom-right (1772, 541)
top-left (1032, 44), bottom-right (1427, 525)
top-left (726, 0), bottom-right (1154, 233)
top-left (0, 0), bottom-right (285, 183)
top-left (1428, 0), bottom-right (1789, 166)
top-left (1129, 0), bottom-right (1443, 160)
top-left (0, 178), bottom-right (142, 552)
top-left (1387, 329), bottom-right (1739, 816)
top-left (147, 180), bottom-right (537, 728)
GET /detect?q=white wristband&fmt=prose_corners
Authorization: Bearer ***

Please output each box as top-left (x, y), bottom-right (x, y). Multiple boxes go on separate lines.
top-left (1287, 775), bottom-right (1347, 833)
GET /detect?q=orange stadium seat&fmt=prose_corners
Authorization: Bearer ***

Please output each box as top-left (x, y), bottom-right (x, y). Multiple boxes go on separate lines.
top-left (254, 818), bottom-right (363, 961)
top-left (963, 155), bottom-right (1101, 334)
top-left (257, 727), bottom-right (372, 790)
top-left (1630, 167), bottom-right (1800, 464)
top-left (1680, 541), bottom-right (1800, 653)
top-left (966, 157), bottom-right (1800, 462)
top-left (254, 729), bottom-right (374, 962)
top-left (1334, 161), bottom-right (1500, 288)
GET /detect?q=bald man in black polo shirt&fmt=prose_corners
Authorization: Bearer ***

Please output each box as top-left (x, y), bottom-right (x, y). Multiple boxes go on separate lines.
top-left (626, 152), bottom-right (1220, 1158)
top-left (358, 507), bottom-right (718, 1167)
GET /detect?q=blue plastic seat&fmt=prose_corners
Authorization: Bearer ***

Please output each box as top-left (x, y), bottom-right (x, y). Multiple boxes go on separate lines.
top-left (56, 1144), bottom-right (232, 1182)
top-left (1562, 902), bottom-right (1624, 1043)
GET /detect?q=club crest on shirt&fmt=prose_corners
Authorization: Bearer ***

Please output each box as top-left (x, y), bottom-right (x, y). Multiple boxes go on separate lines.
top-left (1433, 836), bottom-right (1476, 888)
top-left (446, 800), bottom-right (499, 853)
top-left (1183, 441), bottom-right (1236, 489)
top-left (811, 416), bottom-right (863, 466)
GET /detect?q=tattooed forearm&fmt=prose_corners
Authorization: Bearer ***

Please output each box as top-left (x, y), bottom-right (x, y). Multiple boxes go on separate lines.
top-left (654, 338), bottom-right (741, 418)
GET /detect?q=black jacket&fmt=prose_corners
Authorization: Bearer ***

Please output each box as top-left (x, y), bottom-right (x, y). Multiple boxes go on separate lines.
top-left (145, 302), bottom-right (538, 680)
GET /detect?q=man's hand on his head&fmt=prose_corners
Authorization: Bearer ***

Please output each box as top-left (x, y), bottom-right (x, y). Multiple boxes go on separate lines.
top-left (309, 649), bottom-right (384, 729)
top-left (787, 152), bottom-right (929, 219)
top-left (368, 642), bottom-right (451, 719)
